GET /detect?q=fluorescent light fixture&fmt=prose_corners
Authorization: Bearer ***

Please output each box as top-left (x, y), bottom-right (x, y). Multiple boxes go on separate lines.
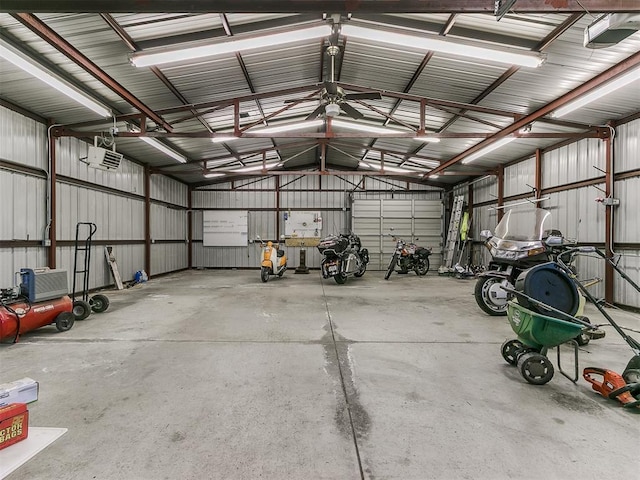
top-left (342, 24), bottom-right (545, 68)
top-left (332, 119), bottom-right (440, 142)
top-left (428, 174), bottom-right (440, 179)
top-left (211, 135), bottom-right (238, 143)
top-left (461, 136), bottom-right (516, 165)
top-left (212, 119), bottom-right (323, 142)
top-left (359, 161), bottom-right (420, 174)
top-left (139, 136), bottom-right (187, 163)
top-left (406, 157), bottom-right (441, 168)
top-left (132, 25), bottom-right (328, 67)
top-left (203, 172), bottom-right (226, 178)
top-left (551, 66), bottom-right (640, 118)
top-left (0, 38), bottom-right (112, 118)
top-left (231, 162), bottom-right (281, 173)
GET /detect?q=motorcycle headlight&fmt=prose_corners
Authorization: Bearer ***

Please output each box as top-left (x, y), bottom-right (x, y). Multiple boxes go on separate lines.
top-left (493, 249), bottom-right (528, 260)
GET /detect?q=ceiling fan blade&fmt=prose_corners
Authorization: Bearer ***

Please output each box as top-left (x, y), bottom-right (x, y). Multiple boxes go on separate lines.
top-left (324, 81), bottom-right (338, 95)
top-left (284, 98), bottom-right (317, 104)
top-left (305, 105), bottom-right (326, 121)
top-left (345, 92), bottom-right (382, 101)
top-left (339, 103), bottom-right (364, 120)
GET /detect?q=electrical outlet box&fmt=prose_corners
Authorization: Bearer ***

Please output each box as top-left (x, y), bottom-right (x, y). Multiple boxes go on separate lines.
top-left (42, 239), bottom-right (51, 247)
top-left (602, 198), bottom-right (620, 206)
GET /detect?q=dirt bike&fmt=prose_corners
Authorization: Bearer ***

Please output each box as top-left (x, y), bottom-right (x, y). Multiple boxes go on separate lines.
top-left (384, 230), bottom-right (432, 280)
top-left (318, 232), bottom-right (369, 285)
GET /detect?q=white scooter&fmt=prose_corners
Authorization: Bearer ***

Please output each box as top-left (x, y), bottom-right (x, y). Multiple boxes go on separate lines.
top-left (256, 235), bottom-right (287, 282)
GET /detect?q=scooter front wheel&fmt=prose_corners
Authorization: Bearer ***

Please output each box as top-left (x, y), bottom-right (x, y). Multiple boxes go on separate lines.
top-left (260, 267), bottom-right (270, 283)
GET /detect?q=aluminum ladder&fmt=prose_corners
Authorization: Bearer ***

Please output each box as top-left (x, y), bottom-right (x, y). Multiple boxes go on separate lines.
top-left (440, 195), bottom-right (465, 273)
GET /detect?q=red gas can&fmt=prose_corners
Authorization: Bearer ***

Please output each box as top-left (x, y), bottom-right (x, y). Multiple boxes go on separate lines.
top-left (0, 295), bottom-right (74, 342)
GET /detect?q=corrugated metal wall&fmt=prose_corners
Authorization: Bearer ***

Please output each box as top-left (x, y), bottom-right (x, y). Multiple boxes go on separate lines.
top-left (0, 108), bottom-right (49, 286)
top-left (150, 176), bottom-right (189, 275)
top-left (192, 175), bottom-right (443, 270)
top-left (0, 105), bottom-right (188, 293)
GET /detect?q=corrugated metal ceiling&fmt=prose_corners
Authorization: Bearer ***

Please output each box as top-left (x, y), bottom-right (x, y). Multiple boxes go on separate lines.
top-left (1, 8), bottom-right (639, 188)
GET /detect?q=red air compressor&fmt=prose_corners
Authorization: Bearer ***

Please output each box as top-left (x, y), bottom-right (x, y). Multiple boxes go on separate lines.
top-left (0, 268), bottom-right (74, 343)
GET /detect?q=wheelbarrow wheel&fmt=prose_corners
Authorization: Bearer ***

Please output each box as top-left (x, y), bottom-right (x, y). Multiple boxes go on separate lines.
top-left (55, 312), bottom-right (75, 332)
top-left (575, 316), bottom-right (591, 346)
top-left (72, 300), bottom-right (91, 320)
top-left (518, 352), bottom-right (554, 385)
top-left (501, 339), bottom-right (524, 365)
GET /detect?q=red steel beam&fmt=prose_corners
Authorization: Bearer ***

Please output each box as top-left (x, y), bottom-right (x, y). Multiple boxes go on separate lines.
top-left (3, 1), bottom-right (637, 13)
top-left (13, 13), bottom-right (172, 132)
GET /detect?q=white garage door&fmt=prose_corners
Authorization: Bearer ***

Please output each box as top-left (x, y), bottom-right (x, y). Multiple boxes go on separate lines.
top-left (352, 199), bottom-right (443, 271)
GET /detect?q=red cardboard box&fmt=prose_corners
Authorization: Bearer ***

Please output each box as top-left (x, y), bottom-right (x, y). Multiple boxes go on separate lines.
top-left (0, 403), bottom-right (29, 450)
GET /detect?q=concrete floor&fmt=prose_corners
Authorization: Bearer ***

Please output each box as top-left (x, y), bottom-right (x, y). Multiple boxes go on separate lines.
top-left (2, 269), bottom-right (639, 480)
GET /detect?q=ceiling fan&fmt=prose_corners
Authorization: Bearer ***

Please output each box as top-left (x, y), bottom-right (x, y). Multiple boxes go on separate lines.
top-left (287, 45), bottom-right (382, 121)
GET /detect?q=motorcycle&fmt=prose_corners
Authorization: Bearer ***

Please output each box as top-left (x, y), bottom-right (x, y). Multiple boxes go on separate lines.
top-left (256, 235), bottom-right (287, 283)
top-left (475, 207), bottom-right (573, 316)
top-left (318, 232), bottom-right (369, 285)
top-left (384, 230), bottom-right (432, 280)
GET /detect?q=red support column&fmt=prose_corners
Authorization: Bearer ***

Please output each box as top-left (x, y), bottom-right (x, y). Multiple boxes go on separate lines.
top-left (144, 165), bottom-right (151, 278)
top-left (497, 165), bottom-right (505, 222)
top-left (604, 135), bottom-right (614, 304)
top-left (535, 148), bottom-right (542, 199)
top-left (275, 176), bottom-right (280, 237)
top-left (187, 186), bottom-right (193, 269)
top-left (48, 125), bottom-right (57, 268)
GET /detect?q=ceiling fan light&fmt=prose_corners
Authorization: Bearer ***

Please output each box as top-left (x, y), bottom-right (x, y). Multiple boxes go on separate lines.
top-left (325, 103), bottom-right (341, 117)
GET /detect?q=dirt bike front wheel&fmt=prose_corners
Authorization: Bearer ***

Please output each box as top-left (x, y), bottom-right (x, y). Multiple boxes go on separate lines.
top-left (385, 254), bottom-right (398, 280)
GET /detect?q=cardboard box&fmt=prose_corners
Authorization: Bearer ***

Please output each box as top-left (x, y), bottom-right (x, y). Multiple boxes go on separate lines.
top-left (0, 403), bottom-right (29, 450)
top-left (0, 378), bottom-right (39, 407)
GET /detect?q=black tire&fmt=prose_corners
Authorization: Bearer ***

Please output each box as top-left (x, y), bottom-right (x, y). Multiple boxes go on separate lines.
top-left (415, 258), bottom-right (430, 276)
top-left (55, 312), bottom-right (75, 332)
top-left (260, 267), bottom-right (270, 283)
top-left (474, 276), bottom-right (509, 316)
top-left (354, 263), bottom-right (367, 277)
top-left (72, 300), bottom-right (91, 320)
top-left (385, 254), bottom-right (398, 280)
top-left (575, 316), bottom-right (590, 346)
top-left (334, 274), bottom-right (347, 284)
top-left (90, 294), bottom-right (110, 313)
top-left (518, 352), bottom-right (555, 385)
top-left (501, 339), bottom-right (524, 366)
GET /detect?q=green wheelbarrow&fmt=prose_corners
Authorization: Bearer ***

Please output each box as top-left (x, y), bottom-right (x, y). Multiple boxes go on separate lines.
top-left (501, 300), bottom-right (593, 385)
